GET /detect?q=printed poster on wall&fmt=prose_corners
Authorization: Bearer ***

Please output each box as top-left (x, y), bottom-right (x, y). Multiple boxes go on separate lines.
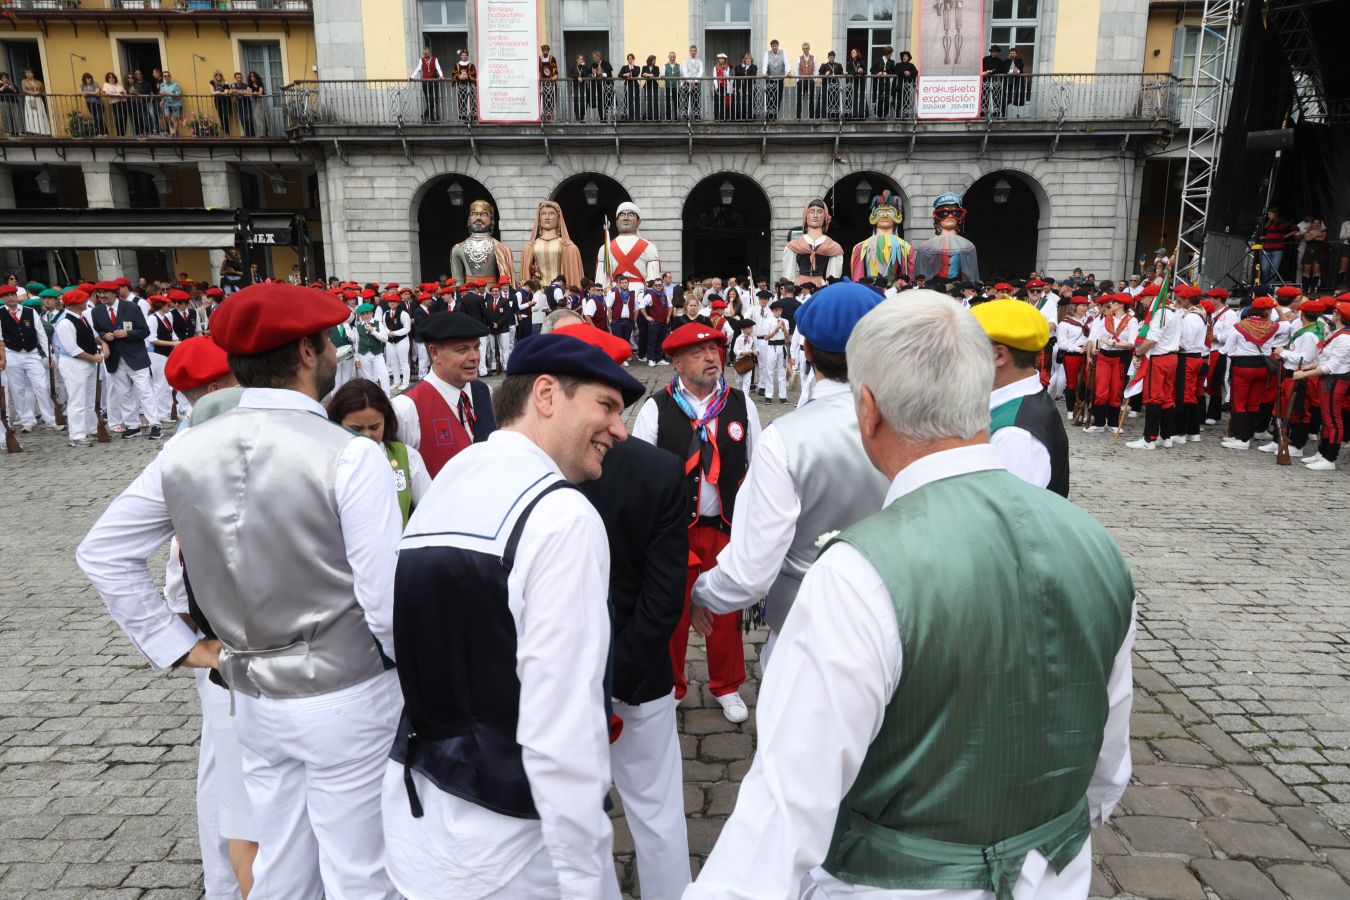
top-left (476, 0), bottom-right (540, 123)
top-left (916, 0), bottom-right (986, 120)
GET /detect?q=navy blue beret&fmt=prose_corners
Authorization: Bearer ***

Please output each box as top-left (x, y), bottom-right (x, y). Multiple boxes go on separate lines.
top-left (794, 279), bottom-right (884, 354)
top-left (506, 333), bottom-right (646, 406)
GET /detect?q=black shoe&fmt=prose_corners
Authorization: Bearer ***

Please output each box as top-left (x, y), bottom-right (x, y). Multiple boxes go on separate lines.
top-left (148, 425), bottom-right (163, 441)
top-left (121, 427), bottom-right (141, 438)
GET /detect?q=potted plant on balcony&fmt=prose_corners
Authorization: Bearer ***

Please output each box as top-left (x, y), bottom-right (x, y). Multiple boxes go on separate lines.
top-left (66, 109), bottom-right (100, 138)
top-left (231, 0), bottom-right (260, 9)
top-left (187, 112), bottom-right (222, 137)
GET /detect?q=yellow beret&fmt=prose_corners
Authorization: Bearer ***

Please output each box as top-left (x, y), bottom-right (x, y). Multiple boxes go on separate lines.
top-left (971, 298), bottom-right (1050, 352)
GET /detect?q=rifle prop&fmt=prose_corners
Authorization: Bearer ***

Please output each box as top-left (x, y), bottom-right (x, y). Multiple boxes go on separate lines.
top-left (170, 389), bottom-right (179, 422)
top-left (1073, 352), bottom-right (1096, 427)
top-left (94, 359), bottom-right (111, 443)
top-left (1, 371), bottom-right (24, 453)
top-left (1274, 364), bottom-right (1292, 466)
top-left (50, 360), bottom-right (66, 428)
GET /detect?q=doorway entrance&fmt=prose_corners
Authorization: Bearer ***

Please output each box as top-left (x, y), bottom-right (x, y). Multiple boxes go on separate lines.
top-left (682, 173), bottom-right (772, 283)
top-left (240, 40), bottom-right (285, 136)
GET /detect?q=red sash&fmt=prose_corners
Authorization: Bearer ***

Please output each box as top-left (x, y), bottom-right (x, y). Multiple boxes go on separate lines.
top-left (609, 238), bottom-right (650, 279)
top-left (405, 380), bottom-right (472, 478)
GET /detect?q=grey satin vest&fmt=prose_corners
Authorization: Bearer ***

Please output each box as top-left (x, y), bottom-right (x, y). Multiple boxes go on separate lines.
top-left (764, 386), bottom-right (889, 632)
top-left (162, 406), bottom-right (389, 700)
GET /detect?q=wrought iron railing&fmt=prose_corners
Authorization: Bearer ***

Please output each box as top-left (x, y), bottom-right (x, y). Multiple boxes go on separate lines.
top-left (0, 91), bottom-right (286, 139)
top-left (0, 0), bottom-right (310, 10)
top-left (283, 73), bottom-right (1179, 131)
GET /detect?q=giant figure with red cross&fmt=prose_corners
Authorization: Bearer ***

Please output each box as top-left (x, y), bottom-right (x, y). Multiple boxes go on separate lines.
top-left (596, 201), bottom-right (662, 291)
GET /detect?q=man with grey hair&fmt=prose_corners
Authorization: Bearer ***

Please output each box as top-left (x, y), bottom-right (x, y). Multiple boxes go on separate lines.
top-left (689, 292), bottom-right (1136, 899)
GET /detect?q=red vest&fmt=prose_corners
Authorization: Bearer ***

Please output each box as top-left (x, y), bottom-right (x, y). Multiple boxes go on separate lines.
top-left (421, 57), bottom-right (438, 79)
top-left (405, 379), bottom-right (472, 478)
top-left (609, 290), bottom-right (634, 323)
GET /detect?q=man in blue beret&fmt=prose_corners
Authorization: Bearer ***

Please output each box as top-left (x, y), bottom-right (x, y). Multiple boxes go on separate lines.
top-left (384, 330), bottom-right (641, 899)
top-left (690, 279), bottom-right (891, 667)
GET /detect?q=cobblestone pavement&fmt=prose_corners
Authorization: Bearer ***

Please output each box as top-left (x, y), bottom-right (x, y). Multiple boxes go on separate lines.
top-left (1, 371), bottom-right (1348, 899)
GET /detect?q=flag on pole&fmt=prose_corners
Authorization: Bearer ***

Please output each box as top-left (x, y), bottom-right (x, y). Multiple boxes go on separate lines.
top-left (1125, 265), bottom-right (1173, 392)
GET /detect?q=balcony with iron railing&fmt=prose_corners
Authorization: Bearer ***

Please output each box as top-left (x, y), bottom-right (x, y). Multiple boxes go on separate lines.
top-left (282, 73), bottom-right (1181, 145)
top-left (0, 90), bottom-right (288, 141)
top-left (0, 0), bottom-right (310, 15)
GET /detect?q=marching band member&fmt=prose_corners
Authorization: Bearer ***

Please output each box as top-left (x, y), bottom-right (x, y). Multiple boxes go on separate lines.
top-left (52, 289), bottom-right (106, 447)
top-left (1085, 294), bottom-right (1137, 433)
top-left (1174, 285), bottom-right (1209, 443)
top-left (382, 293), bottom-right (413, 392)
top-left (1126, 286), bottom-right (1182, 451)
top-left (762, 299), bottom-right (791, 403)
top-left (1268, 299), bottom-right (1326, 457)
top-left (353, 301), bottom-right (392, 393)
top-left (1292, 299), bottom-right (1350, 471)
top-left (1221, 295), bottom-right (1281, 451)
top-left (1204, 287), bottom-right (1235, 425)
top-left (1054, 293), bottom-right (1091, 416)
top-left (0, 283), bottom-right (57, 432)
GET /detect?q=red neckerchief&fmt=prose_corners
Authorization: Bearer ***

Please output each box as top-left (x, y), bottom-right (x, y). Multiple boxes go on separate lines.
top-left (1318, 328), bottom-right (1349, 351)
top-left (1105, 314), bottom-right (1132, 341)
top-left (1234, 317), bottom-right (1279, 346)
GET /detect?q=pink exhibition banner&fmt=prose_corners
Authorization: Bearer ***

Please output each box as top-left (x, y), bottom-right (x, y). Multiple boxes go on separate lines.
top-left (475, 0), bottom-right (540, 123)
top-left (916, 0), bottom-right (986, 120)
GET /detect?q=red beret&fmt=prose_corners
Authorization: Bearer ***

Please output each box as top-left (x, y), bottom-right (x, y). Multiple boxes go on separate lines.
top-left (0, 285), bottom-right (16, 296)
top-left (663, 322), bottom-right (728, 355)
top-left (113, 277), bottom-right (131, 288)
top-left (384, 282), bottom-right (399, 289)
top-left (77, 282), bottom-right (95, 292)
top-left (359, 288), bottom-right (377, 299)
top-left (1250, 296), bottom-right (1276, 310)
top-left (1068, 294), bottom-right (1090, 305)
top-left (1275, 285), bottom-right (1301, 300)
top-left (204, 287), bottom-right (224, 299)
top-left (554, 322), bottom-right (633, 364)
top-left (399, 285), bottom-right (416, 294)
top-left (993, 282), bottom-right (1013, 292)
top-left (417, 292), bottom-right (432, 301)
top-left (148, 294), bottom-right (170, 306)
top-left (497, 275), bottom-right (511, 285)
top-left (1337, 292), bottom-right (1350, 303)
top-left (308, 282), bottom-right (326, 290)
top-left (342, 291), bottom-right (358, 301)
top-left (61, 290), bottom-right (90, 306)
top-left (383, 292), bottom-right (402, 302)
top-left (165, 336), bottom-right (232, 391)
top-left (1299, 299), bottom-right (1325, 314)
top-left (1173, 285), bottom-right (1201, 300)
top-left (444, 278), bottom-right (458, 286)
top-left (437, 283), bottom-right (456, 294)
top-left (1337, 301), bottom-right (1350, 320)
top-left (167, 288), bottom-right (191, 302)
top-left (1106, 293), bottom-right (1130, 305)
top-left (419, 282), bottom-right (438, 292)
top-left (1141, 284), bottom-right (1160, 297)
top-left (93, 281), bottom-right (118, 292)
top-left (210, 283), bottom-right (352, 355)
top-left (1205, 287), bottom-right (1229, 299)
top-left (709, 299), bottom-right (728, 310)
top-left (1025, 279), bottom-right (1047, 289)
top-left (1200, 299), bottom-right (1216, 314)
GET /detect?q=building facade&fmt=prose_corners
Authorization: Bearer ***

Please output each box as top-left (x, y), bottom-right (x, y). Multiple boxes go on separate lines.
top-left (1, 1), bottom-right (1209, 286)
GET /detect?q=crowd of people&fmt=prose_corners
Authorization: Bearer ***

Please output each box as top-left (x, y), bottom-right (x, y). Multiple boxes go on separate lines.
top-left (1258, 207), bottom-right (1350, 293)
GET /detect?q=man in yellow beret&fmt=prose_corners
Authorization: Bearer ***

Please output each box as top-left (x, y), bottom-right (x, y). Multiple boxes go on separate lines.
top-left (972, 298), bottom-right (1070, 496)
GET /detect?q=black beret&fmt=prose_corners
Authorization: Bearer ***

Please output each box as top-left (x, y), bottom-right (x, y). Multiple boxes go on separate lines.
top-left (769, 298), bottom-right (786, 311)
top-left (755, 289), bottom-right (773, 299)
top-left (420, 311), bottom-right (490, 342)
top-left (506, 333), bottom-right (646, 406)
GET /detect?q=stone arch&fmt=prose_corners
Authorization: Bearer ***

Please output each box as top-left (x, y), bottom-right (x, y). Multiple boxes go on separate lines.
top-left (957, 168), bottom-right (1050, 280)
top-left (411, 173), bottom-right (500, 283)
top-left (823, 171), bottom-right (909, 262)
top-left (546, 173), bottom-right (633, 285)
top-left (681, 171), bottom-right (774, 284)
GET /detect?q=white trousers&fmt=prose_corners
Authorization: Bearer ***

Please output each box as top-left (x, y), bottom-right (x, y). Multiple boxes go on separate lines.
top-left (233, 669), bottom-right (402, 900)
top-left (195, 670), bottom-right (245, 900)
top-left (355, 353), bottom-right (390, 394)
top-left (111, 361), bottom-right (159, 428)
top-left (478, 336), bottom-right (492, 375)
top-left (765, 344), bottom-right (789, 400)
top-left (611, 693), bottom-right (690, 900)
top-left (99, 361), bottom-right (117, 422)
top-left (414, 341), bottom-right (430, 380)
top-left (735, 368), bottom-right (755, 396)
top-left (149, 353), bottom-right (173, 423)
top-left (494, 331), bottom-right (514, 370)
top-left (384, 339), bottom-right (411, 388)
top-left (4, 349), bottom-right (56, 427)
top-left (58, 357), bottom-right (97, 441)
top-left (334, 356), bottom-right (356, 396)
top-left (755, 339), bottom-right (771, 390)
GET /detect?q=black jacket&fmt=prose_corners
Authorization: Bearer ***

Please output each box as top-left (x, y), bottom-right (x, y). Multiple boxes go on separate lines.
top-left (90, 299), bottom-right (151, 373)
top-left (456, 292), bottom-right (489, 326)
top-left (577, 438), bottom-right (688, 705)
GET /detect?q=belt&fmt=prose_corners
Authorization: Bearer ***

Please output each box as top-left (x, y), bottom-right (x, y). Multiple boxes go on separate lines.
top-left (1100, 349), bottom-right (1130, 359)
top-left (1148, 351), bottom-right (1178, 358)
top-left (768, 340), bottom-right (786, 346)
top-left (1062, 351), bottom-right (1084, 357)
top-left (1231, 355), bottom-right (1268, 368)
top-left (694, 515), bottom-right (731, 535)
top-left (1179, 352), bottom-right (1202, 358)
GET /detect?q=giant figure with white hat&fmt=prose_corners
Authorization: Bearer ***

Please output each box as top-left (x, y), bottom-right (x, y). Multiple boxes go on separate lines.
top-left (597, 201), bottom-right (661, 290)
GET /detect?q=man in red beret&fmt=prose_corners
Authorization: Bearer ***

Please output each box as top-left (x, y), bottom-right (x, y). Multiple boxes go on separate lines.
top-left (1221, 294), bottom-right (1282, 449)
top-left (52, 290), bottom-right (108, 446)
top-left (1173, 285), bottom-right (1210, 442)
top-left (1205, 289), bottom-right (1239, 425)
top-left (1126, 281), bottom-right (1184, 450)
top-left (164, 335), bottom-right (236, 414)
top-left (631, 322), bottom-right (762, 723)
top-left (1268, 299), bottom-right (1326, 458)
top-left (78, 283), bottom-right (404, 899)
top-left (90, 279), bottom-right (161, 440)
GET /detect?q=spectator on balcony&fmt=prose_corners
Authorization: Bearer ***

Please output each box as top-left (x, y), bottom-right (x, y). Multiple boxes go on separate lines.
top-left (571, 54), bottom-right (589, 120)
top-left (100, 73), bottom-right (128, 136)
top-left (681, 46), bottom-right (703, 121)
top-left (79, 72), bottom-right (106, 136)
top-left (149, 67), bottom-right (166, 134)
top-left (219, 247), bottom-right (245, 295)
top-left (734, 52), bottom-right (758, 121)
top-left (230, 71), bottom-right (253, 137)
top-left (898, 51), bottom-right (918, 114)
top-left (819, 51), bottom-right (844, 118)
top-left (641, 54), bottom-right (660, 121)
top-left (871, 47), bottom-right (896, 118)
top-left (981, 45), bottom-right (1008, 116)
top-left (712, 53), bottom-right (734, 121)
top-left (21, 69), bottom-right (50, 136)
top-left (540, 45), bottom-right (558, 121)
top-left (663, 51), bottom-right (681, 120)
top-left (846, 48), bottom-right (866, 119)
top-left (619, 53), bottom-right (640, 121)
top-left (245, 71), bottom-right (267, 136)
top-left (160, 70), bottom-right (183, 135)
top-left (1301, 217), bottom-right (1329, 291)
top-left (795, 42), bottom-right (817, 118)
top-left (452, 50), bottom-right (477, 122)
top-left (1260, 208), bottom-right (1298, 280)
top-left (411, 47), bottom-right (444, 124)
top-left (762, 39), bottom-right (786, 119)
top-left (0, 73), bottom-right (19, 138)
top-left (127, 70), bottom-right (150, 135)
top-left (209, 70), bottom-right (232, 134)
top-left (589, 50), bottom-right (613, 122)
top-left (1006, 47), bottom-right (1029, 117)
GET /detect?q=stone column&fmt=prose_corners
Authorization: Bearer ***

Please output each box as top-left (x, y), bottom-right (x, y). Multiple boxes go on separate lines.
top-left (198, 161), bottom-right (242, 277)
top-left (0, 165), bottom-right (22, 277)
top-left (82, 162), bottom-right (134, 280)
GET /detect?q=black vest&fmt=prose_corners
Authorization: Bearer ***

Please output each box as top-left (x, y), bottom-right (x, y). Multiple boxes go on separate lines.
top-left (390, 481), bottom-right (578, 820)
top-left (653, 387), bottom-right (750, 525)
top-left (997, 389), bottom-right (1070, 498)
top-left (171, 308), bottom-right (197, 340)
top-left (63, 312), bottom-right (97, 355)
top-left (795, 251), bottom-right (830, 278)
top-left (385, 308), bottom-right (408, 342)
top-left (153, 313), bottom-right (176, 357)
top-left (1, 306), bottom-right (40, 353)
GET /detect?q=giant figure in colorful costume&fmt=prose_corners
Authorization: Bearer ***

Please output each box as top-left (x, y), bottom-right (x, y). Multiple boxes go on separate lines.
top-left (916, 191), bottom-right (980, 283)
top-left (849, 191), bottom-right (916, 283)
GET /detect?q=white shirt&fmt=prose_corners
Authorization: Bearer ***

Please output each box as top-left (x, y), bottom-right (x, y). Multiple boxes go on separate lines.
top-left (384, 430), bottom-right (616, 899)
top-left (383, 307), bottom-right (411, 339)
top-left (989, 374), bottom-right (1053, 490)
top-left (1210, 306), bottom-right (1237, 349)
top-left (631, 380), bottom-right (763, 517)
top-left (1179, 309), bottom-right (1208, 353)
top-left (687, 443), bottom-right (1135, 900)
top-left (1281, 325), bottom-right (1322, 370)
top-left (411, 56), bottom-right (444, 79)
top-left (1224, 317), bottom-right (1278, 357)
top-left (1054, 316), bottom-right (1089, 353)
top-left (4, 303), bottom-right (49, 356)
top-left (732, 332), bottom-right (757, 361)
top-left (691, 379), bottom-right (849, 617)
top-left (1317, 329), bottom-right (1350, 375)
top-left (356, 316), bottom-right (388, 352)
top-left (75, 388), bottom-right (401, 668)
top-left (682, 56), bottom-right (703, 79)
top-left (1143, 306), bottom-right (1182, 355)
top-left (1088, 315), bottom-right (1137, 350)
top-left (391, 370), bottom-right (487, 451)
top-left (53, 312), bottom-right (90, 360)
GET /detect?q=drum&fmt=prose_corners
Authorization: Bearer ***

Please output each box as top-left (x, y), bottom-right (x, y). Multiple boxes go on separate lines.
top-left (732, 355), bottom-right (755, 375)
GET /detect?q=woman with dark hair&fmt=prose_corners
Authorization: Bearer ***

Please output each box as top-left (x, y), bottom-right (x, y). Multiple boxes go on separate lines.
top-left (326, 378), bottom-right (430, 526)
top-left (78, 73), bottom-right (106, 135)
top-left (245, 71), bottom-right (266, 136)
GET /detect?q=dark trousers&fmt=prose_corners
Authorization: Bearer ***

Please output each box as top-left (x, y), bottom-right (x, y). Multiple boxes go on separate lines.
top-left (609, 318), bottom-right (634, 348)
top-left (421, 81), bottom-right (440, 122)
top-left (645, 321), bottom-right (669, 362)
top-left (796, 78), bottom-right (816, 117)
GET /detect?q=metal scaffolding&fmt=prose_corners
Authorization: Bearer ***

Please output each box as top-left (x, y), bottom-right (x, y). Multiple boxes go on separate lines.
top-left (1176, 0), bottom-right (1242, 283)
top-left (1266, 0), bottom-right (1349, 125)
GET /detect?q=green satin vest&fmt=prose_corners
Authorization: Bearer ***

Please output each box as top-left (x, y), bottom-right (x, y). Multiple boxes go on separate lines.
top-left (821, 468), bottom-right (1133, 898)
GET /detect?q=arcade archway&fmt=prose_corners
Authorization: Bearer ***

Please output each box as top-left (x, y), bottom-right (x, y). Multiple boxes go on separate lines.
top-left (825, 172), bottom-right (906, 262)
top-left (550, 174), bottom-right (632, 287)
top-left (682, 173), bottom-right (772, 283)
top-left (415, 174), bottom-right (500, 283)
top-left (961, 171), bottom-right (1043, 280)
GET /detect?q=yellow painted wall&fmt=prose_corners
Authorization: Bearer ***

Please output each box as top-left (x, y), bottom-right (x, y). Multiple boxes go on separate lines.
top-left (766, 0), bottom-right (832, 66)
top-left (1052, 0), bottom-right (1101, 73)
top-left (1143, 9), bottom-right (1196, 75)
top-left (623, 0), bottom-right (688, 60)
top-left (362, 0), bottom-right (408, 80)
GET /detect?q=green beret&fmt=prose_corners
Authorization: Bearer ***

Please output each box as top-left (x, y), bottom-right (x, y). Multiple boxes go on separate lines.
top-left (21, 297), bottom-right (44, 309)
top-left (24, 281), bottom-right (45, 294)
top-left (39, 288), bottom-right (62, 299)
top-left (354, 303), bottom-right (376, 315)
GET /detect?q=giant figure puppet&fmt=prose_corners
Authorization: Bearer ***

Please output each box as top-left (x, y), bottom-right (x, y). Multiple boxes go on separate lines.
top-left (450, 199), bottom-right (516, 286)
top-left (849, 190), bottom-right (916, 283)
top-left (520, 199), bottom-right (585, 287)
top-left (596, 201), bottom-right (661, 290)
top-left (782, 198), bottom-right (845, 287)
top-left (916, 191), bottom-right (980, 283)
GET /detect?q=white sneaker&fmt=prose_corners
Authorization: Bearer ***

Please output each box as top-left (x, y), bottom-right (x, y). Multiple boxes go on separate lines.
top-left (648, 360), bottom-right (656, 367)
top-left (1302, 453), bottom-right (1325, 464)
top-left (1222, 438), bottom-right (1250, 449)
top-left (1161, 438), bottom-right (1173, 448)
top-left (1125, 438), bottom-right (1156, 450)
top-left (1128, 411), bottom-right (1138, 418)
top-left (621, 360), bottom-right (629, 367)
top-left (1288, 446), bottom-right (1304, 458)
top-left (1257, 441), bottom-right (1279, 453)
top-left (715, 691), bottom-right (749, 724)
top-left (1305, 459), bottom-right (1337, 471)
top-left (1188, 434), bottom-right (1202, 442)
top-left (658, 359), bottom-right (669, 365)
top-left (1254, 431), bottom-right (1272, 441)
top-left (1204, 418), bottom-right (1218, 426)
top-left (1083, 425), bottom-right (1103, 433)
